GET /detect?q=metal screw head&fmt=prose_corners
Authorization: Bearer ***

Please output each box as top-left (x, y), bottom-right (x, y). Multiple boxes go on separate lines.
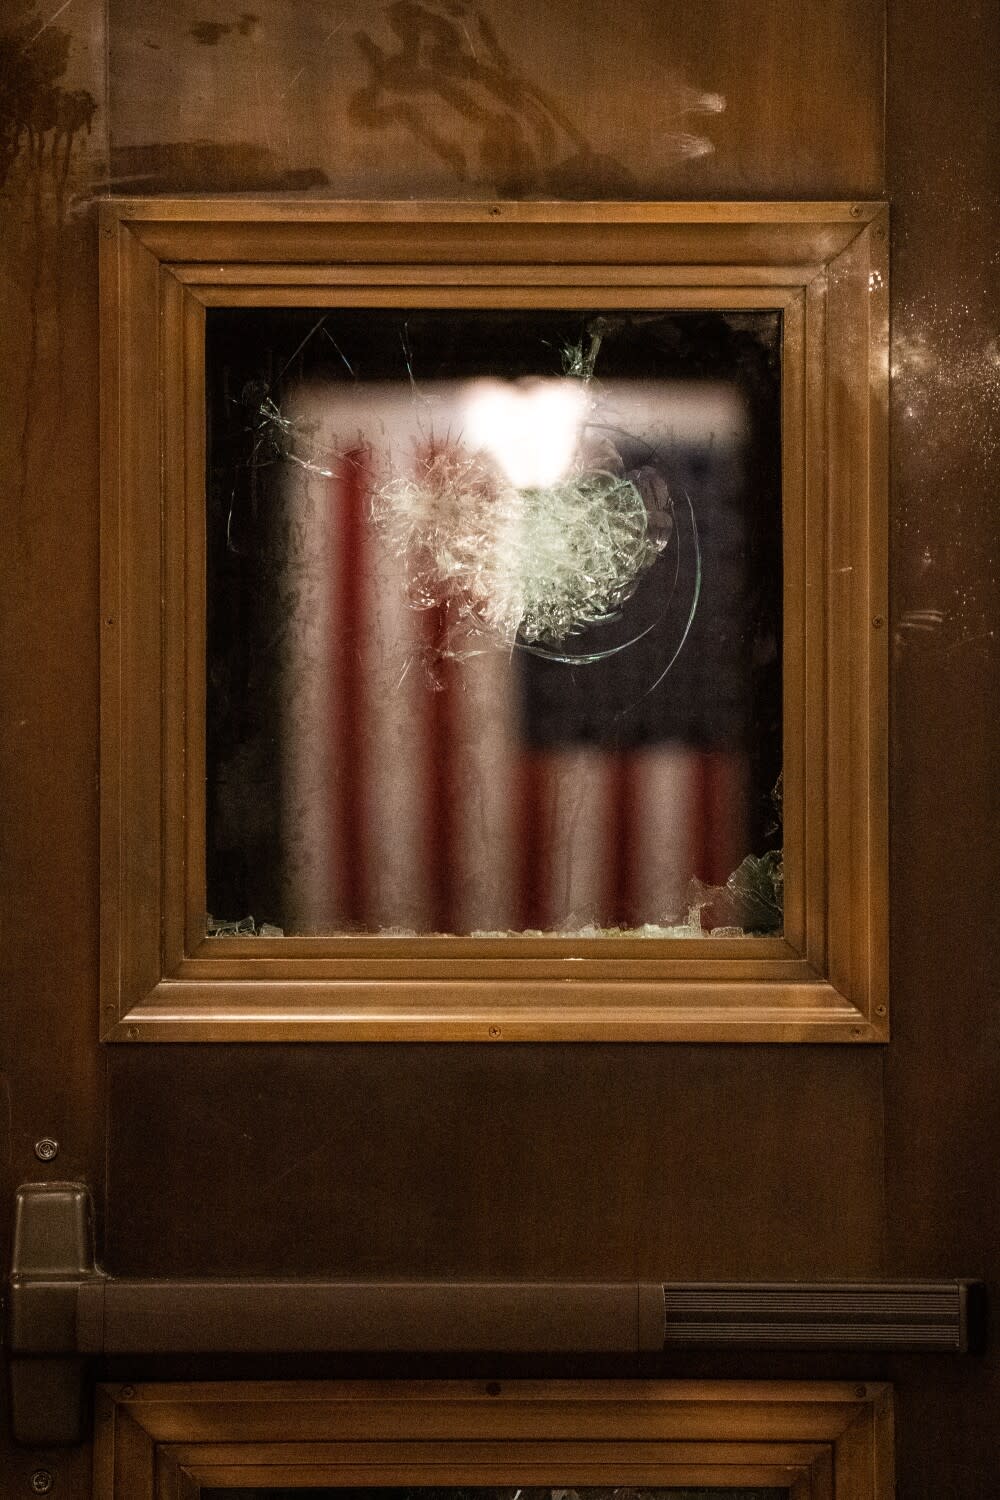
top-left (30, 1471), bottom-right (54, 1495)
top-left (488, 1025), bottom-right (502, 1039)
top-left (34, 1138), bottom-right (59, 1162)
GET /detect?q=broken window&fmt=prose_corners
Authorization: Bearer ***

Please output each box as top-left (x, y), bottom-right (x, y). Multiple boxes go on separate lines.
top-left (205, 307), bottom-right (783, 939)
top-left (205, 1489), bottom-right (789, 1499)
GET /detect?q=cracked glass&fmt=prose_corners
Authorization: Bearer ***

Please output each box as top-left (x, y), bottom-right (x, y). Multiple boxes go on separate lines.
top-left (204, 307), bottom-right (783, 939)
top-left (206, 1489), bottom-right (789, 1499)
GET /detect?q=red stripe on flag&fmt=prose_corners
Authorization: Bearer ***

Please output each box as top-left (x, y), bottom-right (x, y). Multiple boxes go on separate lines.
top-left (691, 748), bottom-right (749, 891)
top-left (332, 449), bottom-right (369, 927)
top-left (423, 603), bottom-right (455, 933)
top-left (519, 750), bottom-right (550, 932)
top-left (608, 752), bottom-right (636, 929)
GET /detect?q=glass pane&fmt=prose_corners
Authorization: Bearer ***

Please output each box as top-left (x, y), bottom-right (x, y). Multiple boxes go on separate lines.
top-left (206, 308), bottom-right (782, 938)
top-left (207, 1489), bottom-right (789, 1499)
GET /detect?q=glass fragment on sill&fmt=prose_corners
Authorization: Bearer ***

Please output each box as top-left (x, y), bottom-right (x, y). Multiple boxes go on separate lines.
top-left (206, 914), bottom-right (284, 938)
top-left (686, 849), bottom-right (784, 937)
top-left (685, 778), bottom-right (784, 936)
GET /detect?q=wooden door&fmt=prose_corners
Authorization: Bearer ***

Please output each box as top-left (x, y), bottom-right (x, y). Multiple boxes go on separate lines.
top-left (1, 1), bottom-right (996, 1495)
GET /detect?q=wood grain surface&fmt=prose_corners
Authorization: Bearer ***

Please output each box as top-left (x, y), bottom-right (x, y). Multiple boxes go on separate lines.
top-left (0, 1), bottom-right (109, 1493)
top-left (106, 0), bottom-right (884, 200)
top-left (2, 0), bottom-right (998, 1494)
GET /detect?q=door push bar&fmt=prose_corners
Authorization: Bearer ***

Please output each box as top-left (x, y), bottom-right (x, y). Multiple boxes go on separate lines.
top-left (6, 1183), bottom-right (987, 1445)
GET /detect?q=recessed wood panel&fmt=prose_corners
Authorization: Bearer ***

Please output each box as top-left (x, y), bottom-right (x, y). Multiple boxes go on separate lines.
top-left (105, 1045), bottom-right (884, 1278)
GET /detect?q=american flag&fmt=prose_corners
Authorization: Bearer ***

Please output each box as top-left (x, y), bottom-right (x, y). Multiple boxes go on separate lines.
top-left (278, 380), bottom-right (751, 936)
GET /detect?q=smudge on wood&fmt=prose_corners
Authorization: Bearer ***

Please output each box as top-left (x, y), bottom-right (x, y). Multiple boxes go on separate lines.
top-left (0, 1), bottom-right (97, 190)
top-left (109, 140), bottom-right (330, 192)
top-left (350, 1), bottom-right (640, 195)
top-left (189, 12), bottom-right (261, 45)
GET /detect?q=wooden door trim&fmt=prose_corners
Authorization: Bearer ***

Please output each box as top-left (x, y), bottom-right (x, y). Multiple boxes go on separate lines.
top-left (93, 1378), bottom-right (893, 1498)
top-left (99, 199), bottom-right (888, 1041)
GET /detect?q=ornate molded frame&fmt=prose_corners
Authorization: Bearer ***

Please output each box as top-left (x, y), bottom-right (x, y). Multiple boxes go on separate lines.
top-left (100, 200), bottom-right (888, 1041)
top-left (94, 1378), bottom-right (894, 1498)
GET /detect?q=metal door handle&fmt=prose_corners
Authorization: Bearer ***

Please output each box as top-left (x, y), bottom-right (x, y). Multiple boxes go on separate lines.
top-left (6, 1183), bottom-right (987, 1445)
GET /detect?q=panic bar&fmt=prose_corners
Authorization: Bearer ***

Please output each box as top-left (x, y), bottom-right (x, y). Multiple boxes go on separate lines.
top-left (6, 1183), bottom-right (986, 1444)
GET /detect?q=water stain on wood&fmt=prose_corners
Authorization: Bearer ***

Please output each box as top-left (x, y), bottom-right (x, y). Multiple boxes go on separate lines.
top-left (189, 12), bottom-right (261, 45)
top-left (1, 3), bottom-right (100, 520)
top-left (0, 1), bottom-right (97, 193)
top-left (109, 141), bottom-right (329, 193)
top-left (350, 0), bottom-right (639, 196)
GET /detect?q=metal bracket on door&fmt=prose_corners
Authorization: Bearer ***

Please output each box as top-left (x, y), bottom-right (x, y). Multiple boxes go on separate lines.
top-left (5, 1182), bottom-right (987, 1446)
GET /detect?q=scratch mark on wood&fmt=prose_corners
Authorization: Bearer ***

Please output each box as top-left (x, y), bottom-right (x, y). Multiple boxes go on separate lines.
top-left (20, 0), bottom-right (74, 54)
top-left (277, 19), bottom-right (347, 105)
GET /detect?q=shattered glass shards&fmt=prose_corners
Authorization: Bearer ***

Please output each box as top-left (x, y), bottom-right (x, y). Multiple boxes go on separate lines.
top-left (206, 914), bottom-right (284, 938)
top-left (204, 307), bottom-right (783, 939)
top-left (204, 1485), bottom-right (789, 1500)
top-left (370, 443), bottom-right (671, 652)
top-left (687, 850), bottom-right (784, 937)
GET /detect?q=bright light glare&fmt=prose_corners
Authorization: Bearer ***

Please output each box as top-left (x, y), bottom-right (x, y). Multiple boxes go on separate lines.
top-left (463, 379), bottom-right (586, 489)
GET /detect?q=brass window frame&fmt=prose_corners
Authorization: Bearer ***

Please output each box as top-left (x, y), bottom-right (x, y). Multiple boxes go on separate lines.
top-left (94, 1378), bottom-right (894, 1498)
top-left (99, 199), bottom-right (888, 1042)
